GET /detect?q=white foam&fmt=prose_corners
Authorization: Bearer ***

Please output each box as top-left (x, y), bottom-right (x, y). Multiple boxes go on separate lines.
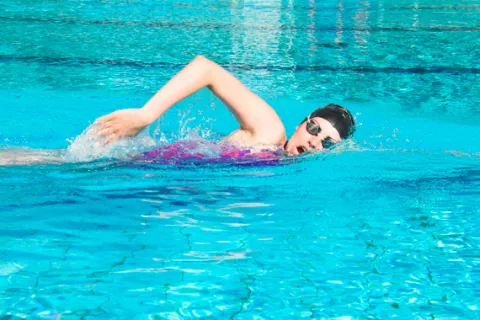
top-left (65, 124), bottom-right (156, 162)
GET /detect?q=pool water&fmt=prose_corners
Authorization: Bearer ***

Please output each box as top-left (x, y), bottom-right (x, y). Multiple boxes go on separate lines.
top-left (1, 0), bottom-right (480, 318)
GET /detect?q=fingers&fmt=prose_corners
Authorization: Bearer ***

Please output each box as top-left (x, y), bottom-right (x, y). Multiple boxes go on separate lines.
top-left (92, 112), bottom-right (125, 145)
top-left (102, 132), bottom-right (119, 145)
top-left (94, 113), bottom-right (115, 125)
top-left (95, 120), bottom-right (121, 139)
top-left (94, 121), bottom-right (121, 145)
top-left (97, 124), bottom-right (115, 137)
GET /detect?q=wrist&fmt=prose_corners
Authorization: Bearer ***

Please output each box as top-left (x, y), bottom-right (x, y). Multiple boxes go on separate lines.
top-left (138, 107), bottom-right (156, 126)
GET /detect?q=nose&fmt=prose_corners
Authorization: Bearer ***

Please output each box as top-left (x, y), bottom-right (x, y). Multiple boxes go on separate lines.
top-left (310, 134), bottom-right (324, 147)
top-left (309, 139), bottom-right (323, 150)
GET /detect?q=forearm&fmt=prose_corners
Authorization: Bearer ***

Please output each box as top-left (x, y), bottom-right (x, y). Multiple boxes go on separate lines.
top-left (107, 55), bottom-right (286, 145)
top-left (140, 56), bottom-right (214, 124)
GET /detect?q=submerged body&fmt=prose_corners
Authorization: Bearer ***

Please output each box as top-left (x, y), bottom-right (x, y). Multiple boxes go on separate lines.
top-left (139, 141), bottom-right (284, 165)
top-left (0, 140), bottom-right (285, 166)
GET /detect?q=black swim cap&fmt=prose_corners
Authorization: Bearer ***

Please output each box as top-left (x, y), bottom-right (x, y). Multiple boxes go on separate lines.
top-left (301, 104), bottom-right (355, 139)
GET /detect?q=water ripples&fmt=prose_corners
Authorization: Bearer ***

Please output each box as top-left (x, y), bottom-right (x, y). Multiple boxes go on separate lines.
top-left (0, 0), bottom-right (479, 117)
top-left (1, 0), bottom-right (480, 318)
top-left (1, 148), bottom-right (479, 317)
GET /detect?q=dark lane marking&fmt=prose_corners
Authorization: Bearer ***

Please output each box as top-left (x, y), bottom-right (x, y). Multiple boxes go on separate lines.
top-left (1, 55), bottom-right (479, 75)
top-left (1, 15), bottom-right (480, 32)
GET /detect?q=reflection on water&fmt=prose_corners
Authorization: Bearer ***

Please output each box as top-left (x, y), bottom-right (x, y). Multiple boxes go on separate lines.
top-left (0, 0), bottom-right (478, 117)
top-left (1, 0), bottom-right (480, 318)
top-left (353, 0), bottom-right (370, 53)
top-left (1, 148), bottom-right (479, 318)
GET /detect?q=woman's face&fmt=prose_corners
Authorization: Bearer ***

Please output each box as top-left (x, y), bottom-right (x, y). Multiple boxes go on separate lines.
top-left (285, 117), bottom-right (341, 156)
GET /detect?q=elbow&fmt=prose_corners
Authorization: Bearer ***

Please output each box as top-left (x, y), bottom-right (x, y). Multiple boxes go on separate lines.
top-left (193, 55), bottom-right (214, 73)
top-left (193, 55), bottom-right (210, 64)
top-left (193, 56), bottom-right (216, 88)
top-left (194, 55), bottom-right (219, 72)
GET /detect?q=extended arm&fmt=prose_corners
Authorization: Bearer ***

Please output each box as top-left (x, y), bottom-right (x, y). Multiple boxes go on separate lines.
top-left (95, 56), bottom-right (286, 145)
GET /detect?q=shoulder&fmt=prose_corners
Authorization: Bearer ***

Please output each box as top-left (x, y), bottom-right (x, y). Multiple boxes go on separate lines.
top-left (224, 126), bottom-right (286, 149)
top-left (253, 123), bottom-right (287, 146)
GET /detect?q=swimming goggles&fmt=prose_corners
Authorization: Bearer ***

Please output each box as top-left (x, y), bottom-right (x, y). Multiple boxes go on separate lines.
top-left (306, 115), bottom-right (322, 136)
top-left (306, 115), bottom-right (335, 148)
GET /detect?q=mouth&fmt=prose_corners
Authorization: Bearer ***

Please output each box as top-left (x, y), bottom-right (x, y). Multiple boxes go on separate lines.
top-left (296, 146), bottom-right (307, 155)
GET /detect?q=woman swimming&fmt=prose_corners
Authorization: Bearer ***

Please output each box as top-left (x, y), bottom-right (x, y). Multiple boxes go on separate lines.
top-left (0, 56), bottom-right (355, 166)
top-left (95, 56), bottom-right (355, 155)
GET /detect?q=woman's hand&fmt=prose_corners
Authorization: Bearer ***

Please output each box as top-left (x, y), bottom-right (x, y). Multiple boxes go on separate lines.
top-left (94, 108), bottom-right (152, 144)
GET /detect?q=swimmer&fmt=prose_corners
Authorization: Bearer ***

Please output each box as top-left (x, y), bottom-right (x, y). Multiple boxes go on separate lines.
top-left (95, 56), bottom-right (355, 156)
top-left (0, 56), bottom-right (355, 166)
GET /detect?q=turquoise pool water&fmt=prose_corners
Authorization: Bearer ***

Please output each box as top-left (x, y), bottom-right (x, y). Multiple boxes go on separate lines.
top-left (1, 0), bottom-right (480, 318)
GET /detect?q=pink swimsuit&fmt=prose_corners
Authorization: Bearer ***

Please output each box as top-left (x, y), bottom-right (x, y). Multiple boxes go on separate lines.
top-left (139, 141), bottom-right (283, 165)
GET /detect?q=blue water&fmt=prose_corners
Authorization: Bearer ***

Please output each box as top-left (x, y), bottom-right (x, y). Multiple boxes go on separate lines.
top-left (1, 0), bottom-right (480, 318)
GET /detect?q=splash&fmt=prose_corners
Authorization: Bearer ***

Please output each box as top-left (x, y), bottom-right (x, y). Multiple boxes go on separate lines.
top-left (64, 124), bottom-right (156, 162)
